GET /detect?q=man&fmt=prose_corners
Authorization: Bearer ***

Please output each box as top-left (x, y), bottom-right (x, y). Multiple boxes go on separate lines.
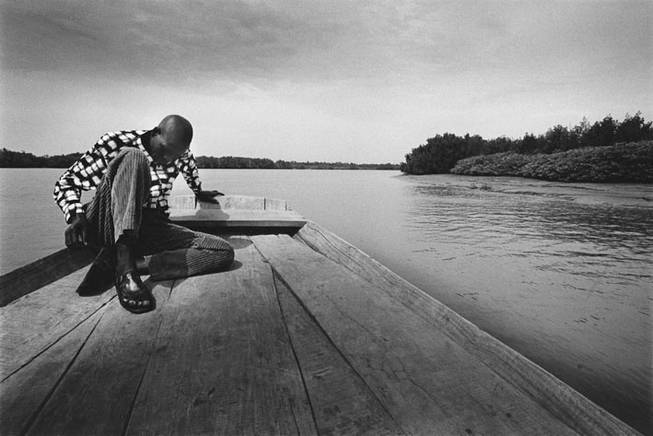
top-left (54, 115), bottom-right (235, 314)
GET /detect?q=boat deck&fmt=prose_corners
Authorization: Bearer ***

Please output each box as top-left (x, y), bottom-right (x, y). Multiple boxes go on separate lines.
top-left (0, 197), bottom-right (638, 435)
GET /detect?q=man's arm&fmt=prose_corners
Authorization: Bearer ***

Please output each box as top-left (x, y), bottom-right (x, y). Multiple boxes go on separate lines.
top-left (179, 151), bottom-right (223, 203)
top-left (53, 133), bottom-right (115, 246)
top-left (54, 135), bottom-right (114, 222)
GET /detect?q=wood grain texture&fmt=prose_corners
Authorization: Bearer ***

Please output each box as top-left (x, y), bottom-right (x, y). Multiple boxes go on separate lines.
top-left (23, 280), bottom-right (174, 436)
top-left (0, 247), bottom-right (95, 307)
top-left (0, 267), bottom-right (113, 380)
top-left (168, 195), bottom-right (302, 229)
top-left (274, 273), bottom-right (404, 436)
top-left (170, 209), bottom-right (305, 229)
top-left (294, 221), bottom-right (640, 436)
top-left (252, 234), bottom-right (587, 435)
top-left (124, 242), bottom-right (317, 436)
top-left (0, 309), bottom-right (104, 436)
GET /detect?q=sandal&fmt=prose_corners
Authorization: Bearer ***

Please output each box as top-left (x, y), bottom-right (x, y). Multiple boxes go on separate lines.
top-left (115, 271), bottom-right (155, 314)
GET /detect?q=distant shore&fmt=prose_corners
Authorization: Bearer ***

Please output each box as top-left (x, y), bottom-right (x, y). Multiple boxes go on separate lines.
top-left (450, 141), bottom-right (652, 183)
top-left (0, 148), bottom-right (400, 170)
top-left (400, 113), bottom-right (652, 182)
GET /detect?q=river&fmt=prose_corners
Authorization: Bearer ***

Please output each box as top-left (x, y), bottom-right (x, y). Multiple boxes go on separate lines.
top-left (1, 168), bottom-right (651, 433)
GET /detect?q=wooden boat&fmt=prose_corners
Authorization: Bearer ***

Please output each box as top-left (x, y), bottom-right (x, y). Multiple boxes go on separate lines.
top-left (0, 195), bottom-right (639, 435)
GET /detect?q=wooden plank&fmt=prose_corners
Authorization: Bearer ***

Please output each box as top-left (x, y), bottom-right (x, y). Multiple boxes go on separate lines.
top-left (23, 279), bottom-right (174, 436)
top-left (252, 234), bottom-right (586, 435)
top-left (0, 267), bottom-right (113, 380)
top-left (168, 195), bottom-right (300, 229)
top-left (124, 242), bottom-right (317, 436)
top-left (295, 221), bottom-right (639, 436)
top-left (0, 247), bottom-right (95, 307)
top-left (171, 209), bottom-right (306, 229)
top-left (274, 273), bottom-right (404, 435)
top-left (0, 309), bottom-right (104, 436)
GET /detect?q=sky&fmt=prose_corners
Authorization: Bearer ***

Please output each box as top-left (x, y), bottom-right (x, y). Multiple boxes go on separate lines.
top-left (1, 0), bottom-right (651, 163)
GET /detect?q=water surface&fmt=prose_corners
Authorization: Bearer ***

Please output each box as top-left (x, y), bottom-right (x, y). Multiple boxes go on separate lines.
top-left (1, 168), bottom-right (651, 432)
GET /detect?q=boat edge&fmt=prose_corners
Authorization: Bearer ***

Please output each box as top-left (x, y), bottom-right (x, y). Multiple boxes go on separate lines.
top-left (293, 219), bottom-right (640, 436)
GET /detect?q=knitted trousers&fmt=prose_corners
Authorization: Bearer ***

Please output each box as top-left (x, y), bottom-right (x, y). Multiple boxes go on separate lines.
top-left (85, 148), bottom-right (234, 280)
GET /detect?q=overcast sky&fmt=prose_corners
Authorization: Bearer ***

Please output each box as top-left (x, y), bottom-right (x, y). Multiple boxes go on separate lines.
top-left (1, 0), bottom-right (651, 163)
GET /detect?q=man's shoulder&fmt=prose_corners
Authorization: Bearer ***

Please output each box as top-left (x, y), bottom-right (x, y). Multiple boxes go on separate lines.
top-left (98, 130), bottom-right (147, 145)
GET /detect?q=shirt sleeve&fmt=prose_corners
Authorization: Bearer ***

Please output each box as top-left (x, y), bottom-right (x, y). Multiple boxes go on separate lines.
top-left (53, 133), bottom-right (115, 223)
top-left (179, 151), bottom-right (203, 195)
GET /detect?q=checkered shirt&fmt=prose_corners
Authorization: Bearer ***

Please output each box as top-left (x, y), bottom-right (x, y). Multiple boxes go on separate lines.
top-left (53, 130), bottom-right (202, 223)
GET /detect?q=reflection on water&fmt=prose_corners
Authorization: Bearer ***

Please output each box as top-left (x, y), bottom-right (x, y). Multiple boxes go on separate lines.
top-left (410, 182), bottom-right (651, 241)
top-left (407, 182), bottom-right (652, 276)
top-left (1, 169), bottom-right (651, 433)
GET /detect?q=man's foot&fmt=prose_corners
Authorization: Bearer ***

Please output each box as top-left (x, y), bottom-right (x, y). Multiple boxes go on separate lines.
top-left (115, 271), bottom-right (155, 314)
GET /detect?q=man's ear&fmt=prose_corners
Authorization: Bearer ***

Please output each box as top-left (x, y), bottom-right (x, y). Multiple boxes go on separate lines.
top-left (152, 126), bottom-right (161, 136)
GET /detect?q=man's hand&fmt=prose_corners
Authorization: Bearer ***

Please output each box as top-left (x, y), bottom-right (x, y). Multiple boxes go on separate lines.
top-left (196, 189), bottom-right (224, 204)
top-left (65, 213), bottom-right (89, 248)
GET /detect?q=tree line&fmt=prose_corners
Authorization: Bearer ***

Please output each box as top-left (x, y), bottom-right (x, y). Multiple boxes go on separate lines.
top-left (400, 112), bottom-right (652, 174)
top-left (196, 156), bottom-right (398, 170)
top-left (0, 148), bottom-right (399, 170)
top-left (0, 149), bottom-right (83, 168)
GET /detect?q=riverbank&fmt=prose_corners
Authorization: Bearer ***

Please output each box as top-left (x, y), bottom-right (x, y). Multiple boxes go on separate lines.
top-left (451, 141), bottom-right (652, 183)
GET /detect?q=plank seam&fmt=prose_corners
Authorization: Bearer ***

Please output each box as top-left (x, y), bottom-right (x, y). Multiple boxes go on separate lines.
top-left (1, 296), bottom-right (116, 383)
top-left (252, 235), bottom-right (405, 432)
top-left (268, 266), bottom-right (404, 434)
top-left (269, 262), bottom-right (320, 435)
top-left (121, 279), bottom-right (178, 436)
top-left (121, 318), bottom-right (163, 436)
top-left (20, 309), bottom-right (106, 436)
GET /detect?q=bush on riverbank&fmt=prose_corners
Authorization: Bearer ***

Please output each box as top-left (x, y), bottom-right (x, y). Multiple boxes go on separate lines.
top-left (450, 141), bottom-right (653, 183)
top-left (400, 112), bottom-right (652, 175)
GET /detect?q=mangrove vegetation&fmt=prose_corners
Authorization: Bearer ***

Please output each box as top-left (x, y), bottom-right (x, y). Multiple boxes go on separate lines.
top-left (451, 141), bottom-right (653, 183)
top-left (401, 112), bottom-right (653, 182)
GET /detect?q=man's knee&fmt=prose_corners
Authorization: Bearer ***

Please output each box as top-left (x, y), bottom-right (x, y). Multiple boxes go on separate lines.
top-left (116, 147), bottom-right (149, 166)
top-left (187, 234), bottom-right (235, 271)
top-left (109, 148), bottom-right (151, 188)
top-left (212, 243), bottom-right (235, 270)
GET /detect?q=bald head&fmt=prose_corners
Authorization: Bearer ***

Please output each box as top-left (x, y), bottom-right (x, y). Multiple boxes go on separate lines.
top-left (149, 114), bottom-right (194, 164)
top-left (158, 114), bottom-right (193, 148)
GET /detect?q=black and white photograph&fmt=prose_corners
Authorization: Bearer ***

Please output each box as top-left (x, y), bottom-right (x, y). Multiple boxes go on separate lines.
top-left (1, 1), bottom-right (651, 434)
